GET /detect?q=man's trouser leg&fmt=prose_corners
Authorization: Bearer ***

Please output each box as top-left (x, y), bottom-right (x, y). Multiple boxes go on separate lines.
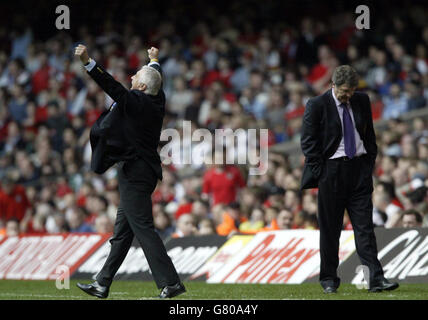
top-left (317, 160), bottom-right (346, 289)
top-left (96, 206), bottom-right (134, 287)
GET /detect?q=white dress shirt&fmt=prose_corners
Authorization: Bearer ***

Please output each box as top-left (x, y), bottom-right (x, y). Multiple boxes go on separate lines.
top-left (83, 58), bottom-right (95, 71)
top-left (329, 88), bottom-right (367, 159)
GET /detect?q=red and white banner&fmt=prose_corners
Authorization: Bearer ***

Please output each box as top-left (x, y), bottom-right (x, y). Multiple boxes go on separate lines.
top-left (73, 235), bottom-right (226, 281)
top-left (190, 235), bottom-right (254, 281)
top-left (0, 234), bottom-right (110, 280)
top-left (207, 230), bottom-right (355, 284)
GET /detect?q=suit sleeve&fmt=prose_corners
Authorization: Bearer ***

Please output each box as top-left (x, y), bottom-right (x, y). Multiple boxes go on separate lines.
top-left (300, 98), bottom-right (323, 162)
top-left (362, 94), bottom-right (378, 166)
top-left (86, 63), bottom-right (143, 117)
top-left (87, 63), bottom-right (130, 104)
top-left (148, 61), bottom-right (162, 76)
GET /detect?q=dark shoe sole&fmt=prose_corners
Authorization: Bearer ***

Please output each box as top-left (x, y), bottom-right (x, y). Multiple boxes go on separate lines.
top-left (158, 286), bottom-right (186, 299)
top-left (322, 286), bottom-right (337, 294)
top-left (384, 283), bottom-right (399, 291)
top-left (76, 283), bottom-right (108, 299)
top-left (323, 290), bottom-right (337, 294)
top-left (369, 283), bottom-right (399, 293)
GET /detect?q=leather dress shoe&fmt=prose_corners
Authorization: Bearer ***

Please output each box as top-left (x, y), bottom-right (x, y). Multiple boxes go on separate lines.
top-left (323, 286), bottom-right (337, 294)
top-left (158, 282), bottom-right (186, 299)
top-left (369, 279), bottom-right (399, 293)
top-left (77, 281), bottom-right (109, 298)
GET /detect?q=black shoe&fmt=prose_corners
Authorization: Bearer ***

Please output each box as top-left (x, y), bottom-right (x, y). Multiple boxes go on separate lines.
top-left (369, 279), bottom-right (399, 293)
top-left (77, 281), bottom-right (109, 299)
top-left (158, 282), bottom-right (186, 299)
top-left (323, 286), bottom-right (337, 294)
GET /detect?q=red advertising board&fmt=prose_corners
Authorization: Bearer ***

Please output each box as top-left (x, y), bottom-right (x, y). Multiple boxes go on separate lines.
top-left (0, 234), bottom-right (110, 280)
top-left (207, 230), bottom-right (355, 284)
top-left (73, 235), bottom-right (227, 281)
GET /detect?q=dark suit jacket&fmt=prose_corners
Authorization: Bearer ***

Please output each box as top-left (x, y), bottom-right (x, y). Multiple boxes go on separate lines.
top-left (88, 63), bottom-right (165, 181)
top-left (300, 89), bottom-right (377, 190)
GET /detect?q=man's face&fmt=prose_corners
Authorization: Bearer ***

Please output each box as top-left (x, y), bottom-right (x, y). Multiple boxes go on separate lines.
top-left (96, 216), bottom-right (113, 233)
top-left (277, 210), bottom-right (293, 229)
top-left (178, 215), bottom-right (195, 236)
top-left (228, 208), bottom-right (240, 220)
top-left (68, 211), bottom-right (83, 229)
top-left (6, 221), bottom-right (19, 237)
top-left (402, 214), bottom-right (420, 228)
top-left (333, 84), bottom-right (356, 103)
top-left (131, 69), bottom-right (144, 90)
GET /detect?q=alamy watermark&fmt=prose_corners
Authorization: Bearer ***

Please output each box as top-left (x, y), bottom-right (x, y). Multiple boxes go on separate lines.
top-left (55, 5), bottom-right (70, 30)
top-left (55, 265), bottom-right (70, 290)
top-left (160, 121), bottom-right (269, 175)
top-left (354, 264), bottom-right (370, 289)
top-left (56, 4), bottom-right (370, 31)
top-left (355, 5), bottom-right (370, 30)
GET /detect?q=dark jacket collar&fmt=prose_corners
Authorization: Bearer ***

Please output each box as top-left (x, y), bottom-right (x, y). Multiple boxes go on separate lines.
top-left (323, 89), bottom-right (341, 127)
top-left (322, 88), bottom-right (363, 132)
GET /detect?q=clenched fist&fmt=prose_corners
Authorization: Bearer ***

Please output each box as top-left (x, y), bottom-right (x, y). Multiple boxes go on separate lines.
top-left (75, 44), bottom-right (90, 65)
top-left (148, 47), bottom-right (159, 60)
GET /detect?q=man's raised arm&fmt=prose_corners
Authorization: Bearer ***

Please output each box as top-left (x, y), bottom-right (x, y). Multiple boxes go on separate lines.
top-left (74, 44), bottom-right (130, 105)
top-left (147, 47), bottom-right (162, 75)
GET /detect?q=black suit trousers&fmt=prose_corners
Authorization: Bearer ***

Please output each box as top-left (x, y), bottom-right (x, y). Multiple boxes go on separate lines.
top-left (317, 155), bottom-right (384, 289)
top-left (96, 159), bottom-right (180, 289)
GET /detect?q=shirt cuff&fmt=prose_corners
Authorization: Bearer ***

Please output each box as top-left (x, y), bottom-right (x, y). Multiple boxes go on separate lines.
top-left (84, 59), bottom-right (96, 72)
top-left (148, 61), bottom-right (160, 67)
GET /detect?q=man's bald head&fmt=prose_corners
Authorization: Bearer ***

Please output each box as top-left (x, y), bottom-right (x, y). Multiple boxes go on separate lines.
top-left (131, 65), bottom-right (162, 95)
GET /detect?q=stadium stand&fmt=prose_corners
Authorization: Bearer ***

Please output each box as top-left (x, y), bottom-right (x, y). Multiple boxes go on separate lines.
top-left (0, 0), bottom-right (427, 239)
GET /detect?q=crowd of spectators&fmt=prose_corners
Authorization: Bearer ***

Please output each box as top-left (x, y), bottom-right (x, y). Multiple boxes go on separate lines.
top-left (0, 1), bottom-right (427, 240)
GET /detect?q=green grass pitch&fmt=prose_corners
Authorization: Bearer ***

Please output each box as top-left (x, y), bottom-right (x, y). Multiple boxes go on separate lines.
top-left (0, 280), bottom-right (427, 300)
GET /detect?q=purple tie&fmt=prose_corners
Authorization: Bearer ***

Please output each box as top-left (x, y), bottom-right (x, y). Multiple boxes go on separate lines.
top-left (339, 103), bottom-right (356, 158)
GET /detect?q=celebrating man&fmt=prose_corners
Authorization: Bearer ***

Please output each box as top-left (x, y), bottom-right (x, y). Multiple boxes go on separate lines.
top-left (300, 65), bottom-right (399, 293)
top-left (74, 44), bottom-right (185, 299)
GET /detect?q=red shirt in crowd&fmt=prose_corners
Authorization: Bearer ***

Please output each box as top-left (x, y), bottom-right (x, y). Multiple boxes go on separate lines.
top-left (306, 63), bottom-right (329, 84)
top-left (202, 165), bottom-right (246, 206)
top-left (204, 70), bottom-right (233, 89)
top-left (174, 202), bottom-right (193, 220)
top-left (152, 188), bottom-right (175, 204)
top-left (56, 182), bottom-right (73, 198)
top-left (371, 100), bottom-right (384, 122)
top-left (85, 109), bottom-right (103, 127)
top-left (0, 185), bottom-right (31, 222)
top-left (32, 64), bottom-right (51, 95)
top-left (0, 120), bottom-right (9, 142)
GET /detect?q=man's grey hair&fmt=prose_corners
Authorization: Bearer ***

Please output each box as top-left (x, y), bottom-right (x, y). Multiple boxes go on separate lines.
top-left (138, 65), bottom-right (162, 95)
top-left (332, 65), bottom-right (359, 87)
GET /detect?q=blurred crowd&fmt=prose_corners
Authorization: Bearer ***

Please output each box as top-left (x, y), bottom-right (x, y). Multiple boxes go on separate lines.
top-left (0, 1), bottom-right (428, 239)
